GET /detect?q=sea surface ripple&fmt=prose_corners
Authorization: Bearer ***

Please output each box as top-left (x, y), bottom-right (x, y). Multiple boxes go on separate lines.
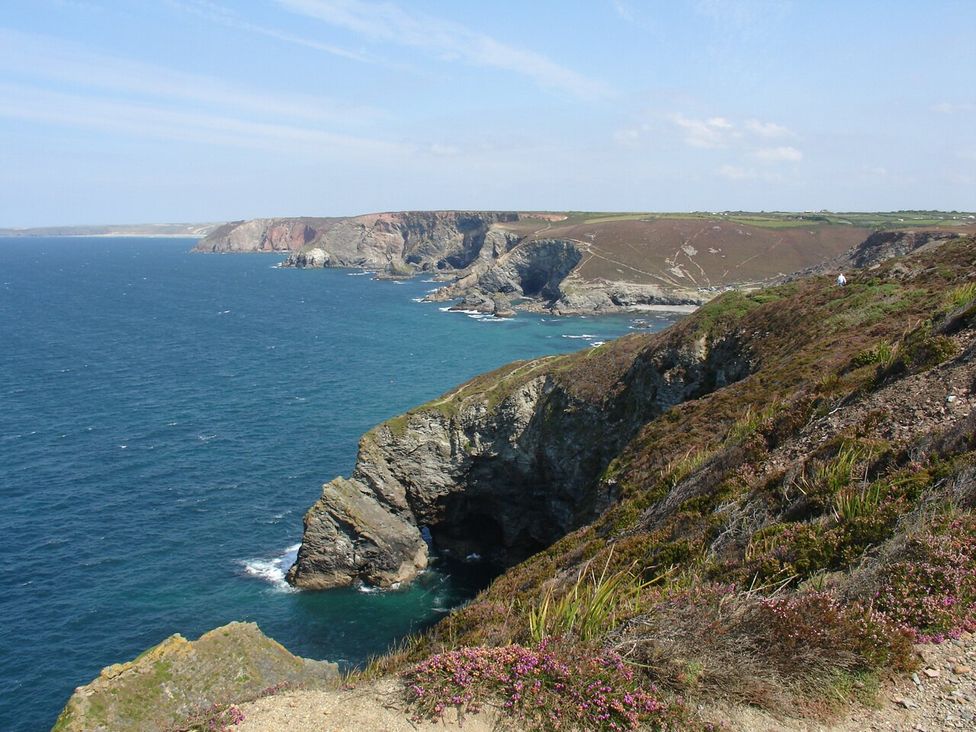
top-left (0, 237), bottom-right (681, 731)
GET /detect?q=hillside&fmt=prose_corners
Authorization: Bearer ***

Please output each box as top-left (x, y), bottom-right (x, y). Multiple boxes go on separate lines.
top-left (285, 233), bottom-right (976, 728)
top-left (195, 210), bottom-right (974, 315)
top-left (59, 234), bottom-right (976, 730)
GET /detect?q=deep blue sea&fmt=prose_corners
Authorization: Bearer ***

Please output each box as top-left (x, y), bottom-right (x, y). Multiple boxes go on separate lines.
top-left (0, 237), bottom-right (681, 731)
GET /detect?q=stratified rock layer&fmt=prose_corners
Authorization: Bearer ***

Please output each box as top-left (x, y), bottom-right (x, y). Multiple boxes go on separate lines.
top-left (53, 622), bottom-right (337, 732)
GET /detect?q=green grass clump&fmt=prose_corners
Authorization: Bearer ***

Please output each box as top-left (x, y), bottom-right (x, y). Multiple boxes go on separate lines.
top-left (692, 290), bottom-right (760, 336)
top-left (947, 282), bottom-right (976, 310)
top-left (527, 552), bottom-right (648, 644)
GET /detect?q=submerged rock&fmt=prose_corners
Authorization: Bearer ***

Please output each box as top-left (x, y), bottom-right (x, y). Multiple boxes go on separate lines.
top-left (53, 622), bottom-right (337, 732)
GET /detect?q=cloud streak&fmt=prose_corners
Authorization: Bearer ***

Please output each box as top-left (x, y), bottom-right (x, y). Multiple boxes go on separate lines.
top-left (0, 28), bottom-right (381, 125)
top-left (276, 0), bottom-right (612, 99)
top-left (0, 82), bottom-right (407, 158)
top-left (168, 0), bottom-right (379, 65)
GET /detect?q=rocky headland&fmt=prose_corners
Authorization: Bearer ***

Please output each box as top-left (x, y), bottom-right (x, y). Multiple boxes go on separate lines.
top-left (59, 227), bottom-right (976, 731)
top-left (197, 211), bottom-right (933, 315)
top-left (53, 622), bottom-right (337, 732)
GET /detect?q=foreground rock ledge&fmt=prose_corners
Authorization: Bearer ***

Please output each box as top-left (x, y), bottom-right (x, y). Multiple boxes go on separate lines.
top-left (53, 622), bottom-right (337, 732)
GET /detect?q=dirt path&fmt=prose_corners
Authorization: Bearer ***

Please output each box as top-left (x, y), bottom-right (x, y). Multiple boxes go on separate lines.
top-left (234, 679), bottom-right (497, 732)
top-left (234, 635), bottom-right (974, 731)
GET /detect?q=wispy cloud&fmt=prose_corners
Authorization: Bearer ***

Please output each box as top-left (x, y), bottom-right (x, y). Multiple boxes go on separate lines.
top-left (755, 145), bottom-right (803, 162)
top-left (0, 28), bottom-right (380, 125)
top-left (744, 119), bottom-right (793, 138)
top-left (168, 0), bottom-right (377, 65)
top-left (0, 28), bottom-right (404, 159)
top-left (664, 114), bottom-right (802, 162)
top-left (275, 0), bottom-right (611, 100)
top-left (932, 101), bottom-right (976, 115)
top-left (0, 82), bottom-right (407, 158)
top-left (611, 1), bottom-right (634, 22)
top-left (670, 114), bottom-right (735, 148)
top-left (717, 164), bottom-right (784, 182)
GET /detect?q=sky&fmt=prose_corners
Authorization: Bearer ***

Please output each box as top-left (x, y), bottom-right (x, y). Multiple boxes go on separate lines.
top-left (0, 0), bottom-right (973, 226)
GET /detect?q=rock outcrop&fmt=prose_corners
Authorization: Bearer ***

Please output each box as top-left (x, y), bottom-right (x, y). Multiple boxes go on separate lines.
top-left (195, 212), bottom-right (521, 276)
top-left (287, 319), bottom-right (756, 589)
top-left (53, 622), bottom-right (337, 732)
top-left (784, 229), bottom-right (963, 282)
top-left (196, 211), bottom-right (892, 314)
top-left (195, 218), bottom-right (328, 253)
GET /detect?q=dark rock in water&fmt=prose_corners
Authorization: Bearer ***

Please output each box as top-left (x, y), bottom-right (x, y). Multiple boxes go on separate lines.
top-left (53, 622), bottom-right (337, 732)
top-left (285, 476), bottom-right (428, 589)
top-left (492, 295), bottom-right (516, 318)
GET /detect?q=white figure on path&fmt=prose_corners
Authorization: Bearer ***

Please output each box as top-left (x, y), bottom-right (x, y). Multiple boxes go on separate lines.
top-left (837, 272), bottom-right (847, 287)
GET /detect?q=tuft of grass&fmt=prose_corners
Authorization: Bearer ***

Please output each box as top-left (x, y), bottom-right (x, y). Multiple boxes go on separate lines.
top-left (527, 550), bottom-right (650, 644)
top-left (833, 483), bottom-right (884, 522)
top-left (793, 443), bottom-right (870, 507)
top-left (726, 400), bottom-right (780, 444)
top-left (947, 282), bottom-right (976, 310)
top-left (661, 448), bottom-right (713, 491)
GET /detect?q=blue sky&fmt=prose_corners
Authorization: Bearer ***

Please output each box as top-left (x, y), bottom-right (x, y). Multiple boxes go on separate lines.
top-left (0, 0), bottom-right (973, 226)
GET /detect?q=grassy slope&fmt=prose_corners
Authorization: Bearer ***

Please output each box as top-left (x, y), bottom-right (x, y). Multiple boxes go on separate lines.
top-left (502, 211), bottom-right (974, 289)
top-left (371, 236), bottom-right (976, 728)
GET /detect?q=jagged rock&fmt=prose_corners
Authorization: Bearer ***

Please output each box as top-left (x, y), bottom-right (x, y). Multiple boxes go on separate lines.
top-left (286, 477), bottom-right (428, 589)
top-left (198, 212), bottom-right (521, 275)
top-left (287, 321), bottom-right (755, 589)
top-left (53, 622), bottom-right (337, 732)
top-left (196, 218), bottom-right (321, 253)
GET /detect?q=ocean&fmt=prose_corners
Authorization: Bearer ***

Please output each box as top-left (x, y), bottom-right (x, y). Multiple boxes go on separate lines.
top-left (0, 237), bottom-right (682, 731)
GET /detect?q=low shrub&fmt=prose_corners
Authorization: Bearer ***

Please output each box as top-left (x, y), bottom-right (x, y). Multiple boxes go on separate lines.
top-left (405, 641), bottom-right (681, 731)
top-left (610, 584), bottom-right (914, 714)
top-left (873, 514), bottom-right (976, 642)
top-left (167, 704), bottom-right (244, 732)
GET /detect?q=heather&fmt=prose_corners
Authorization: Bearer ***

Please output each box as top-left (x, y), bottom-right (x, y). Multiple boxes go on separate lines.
top-left (406, 642), bottom-right (681, 731)
top-left (389, 236), bottom-right (976, 725)
top-left (871, 514), bottom-right (976, 642)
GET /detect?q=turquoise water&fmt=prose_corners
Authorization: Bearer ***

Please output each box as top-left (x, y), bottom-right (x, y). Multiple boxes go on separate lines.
top-left (0, 237), bottom-right (681, 731)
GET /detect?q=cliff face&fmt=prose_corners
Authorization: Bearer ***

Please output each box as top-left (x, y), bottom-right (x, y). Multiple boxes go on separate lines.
top-left (288, 235), bottom-right (976, 593)
top-left (195, 218), bottom-right (330, 253)
top-left (195, 212), bottom-right (521, 275)
top-left (196, 211), bottom-right (903, 314)
top-left (287, 319), bottom-right (755, 589)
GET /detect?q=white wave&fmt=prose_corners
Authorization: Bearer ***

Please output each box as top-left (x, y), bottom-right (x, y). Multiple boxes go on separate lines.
top-left (561, 334), bottom-right (597, 339)
top-left (411, 297), bottom-right (425, 303)
top-left (391, 281), bottom-right (405, 285)
top-left (422, 278), bottom-right (439, 282)
top-left (590, 341), bottom-right (606, 347)
top-left (240, 542), bottom-right (301, 592)
top-left (197, 434), bottom-right (217, 441)
top-left (347, 271), bottom-right (374, 276)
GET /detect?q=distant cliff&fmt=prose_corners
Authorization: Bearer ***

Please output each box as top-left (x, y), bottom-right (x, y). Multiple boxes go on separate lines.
top-left (194, 211), bottom-right (518, 270)
top-left (196, 211), bottom-right (885, 314)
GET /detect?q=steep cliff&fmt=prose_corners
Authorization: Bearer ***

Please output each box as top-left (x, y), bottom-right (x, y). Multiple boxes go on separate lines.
top-left (288, 299), bottom-right (755, 589)
top-left (195, 211), bottom-right (898, 313)
top-left (195, 211), bottom-right (520, 276)
top-left (288, 235), bottom-right (976, 594)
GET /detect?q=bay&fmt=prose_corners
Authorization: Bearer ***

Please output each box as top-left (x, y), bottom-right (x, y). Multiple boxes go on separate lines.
top-left (0, 237), bottom-right (681, 731)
